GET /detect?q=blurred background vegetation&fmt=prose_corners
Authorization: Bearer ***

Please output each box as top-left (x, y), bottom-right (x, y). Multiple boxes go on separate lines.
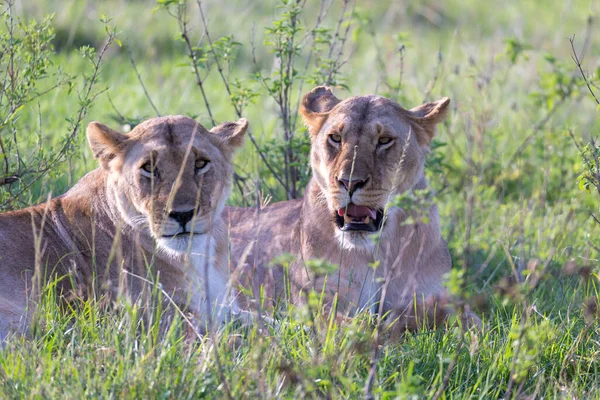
top-left (12, 0), bottom-right (600, 204)
top-left (2, 0), bottom-right (600, 397)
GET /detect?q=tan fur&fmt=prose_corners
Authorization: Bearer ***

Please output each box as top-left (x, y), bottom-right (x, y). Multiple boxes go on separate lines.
top-left (0, 115), bottom-right (247, 340)
top-left (227, 87), bottom-right (478, 330)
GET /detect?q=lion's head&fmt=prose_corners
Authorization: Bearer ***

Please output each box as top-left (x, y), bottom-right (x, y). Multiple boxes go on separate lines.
top-left (299, 86), bottom-right (449, 249)
top-left (86, 115), bottom-right (247, 255)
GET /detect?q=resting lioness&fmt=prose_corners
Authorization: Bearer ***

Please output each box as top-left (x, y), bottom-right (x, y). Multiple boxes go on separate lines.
top-left (227, 86), bottom-right (477, 329)
top-left (0, 115), bottom-right (247, 340)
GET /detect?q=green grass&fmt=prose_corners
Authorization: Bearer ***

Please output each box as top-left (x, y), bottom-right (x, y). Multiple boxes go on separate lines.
top-left (1, 0), bottom-right (600, 398)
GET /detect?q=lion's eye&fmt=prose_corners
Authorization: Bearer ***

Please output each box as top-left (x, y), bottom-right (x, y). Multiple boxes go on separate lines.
top-left (141, 161), bottom-right (158, 177)
top-left (329, 134), bottom-right (342, 144)
top-left (378, 137), bottom-right (393, 145)
top-left (195, 159), bottom-right (209, 172)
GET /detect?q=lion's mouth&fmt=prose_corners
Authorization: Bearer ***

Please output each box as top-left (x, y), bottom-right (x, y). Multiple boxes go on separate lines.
top-left (163, 231), bottom-right (190, 238)
top-left (335, 203), bottom-right (384, 232)
top-left (161, 230), bottom-right (207, 238)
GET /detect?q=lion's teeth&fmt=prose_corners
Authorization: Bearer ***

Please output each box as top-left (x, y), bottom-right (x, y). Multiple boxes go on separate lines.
top-left (343, 214), bottom-right (372, 225)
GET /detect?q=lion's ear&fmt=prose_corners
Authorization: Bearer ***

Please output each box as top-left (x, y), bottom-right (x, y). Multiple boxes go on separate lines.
top-left (299, 86), bottom-right (341, 136)
top-left (209, 118), bottom-right (248, 149)
top-left (408, 97), bottom-right (451, 146)
top-left (87, 121), bottom-right (128, 169)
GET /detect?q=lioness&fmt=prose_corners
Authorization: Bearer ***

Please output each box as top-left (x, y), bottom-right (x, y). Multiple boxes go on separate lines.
top-left (227, 86), bottom-right (478, 329)
top-left (0, 115), bottom-right (247, 341)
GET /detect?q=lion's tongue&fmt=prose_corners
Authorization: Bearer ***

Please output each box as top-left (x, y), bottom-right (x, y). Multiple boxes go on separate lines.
top-left (337, 203), bottom-right (377, 220)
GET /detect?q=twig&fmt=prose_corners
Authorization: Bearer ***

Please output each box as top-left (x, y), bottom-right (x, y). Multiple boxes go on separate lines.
top-left (197, 1), bottom-right (288, 196)
top-left (248, 131), bottom-right (290, 195)
top-left (292, 0), bottom-right (334, 130)
top-left (336, 144), bottom-right (359, 296)
top-left (176, 3), bottom-right (215, 126)
top-left (429, 80), bottom-right (478, 398)
top-left (127, 46), bottom-right (161, 116)
top-left (196, 1), bottom-right (238, 115)
top-left (422, 49), bottom-right (443, 102)
top-left (509, 21), bottom-right (594, 166)
top-left (504, 248), bottom-right (557, 398)
top-left (432, 329), bottom-right (465, 400)
top-left (567, 128), bottom-right (585, 153)
top-left (559, 321), bottom-right (594, 385)
top-left (504, 308), bottom-right (528, 398)
top-left (364, 131), bottom-right (416, 398)
top-left (0, 175), bottom-right (18, 186)
top-left (325, 0), bottom-right (349, 62)
top-left (569, 32), bottom-right (600, 200)
top-left (589, 211), bottom-right (600, 225)
top-left (326, 0), bottom-right (355, 86)
top-left (123, 269), bottom-right (204, 341)
top-left (569, 34), bottom-right (599, 105)
top-left (363, 346), bottom-right (381, 400)
top-left (506, 89), bottom-right (572, 166)
top-left (393, 45), bottom-right (406, 98)
top-left (284, 0), bottom-right (304, 198)
top-left (0, 125), bottom-right (9, 176)
top-left (297, 0), bottom-right (334, 46)
top-left (107, 92), bottom-right (125, 123)
top-left (6, 0), bottom-right (21, 173)
top-left (567, 129), bottom-right (600, 197)
top-left (432, 135), bottom-right (471, 400)
top-left (590, 137), bottom-right (600, 197)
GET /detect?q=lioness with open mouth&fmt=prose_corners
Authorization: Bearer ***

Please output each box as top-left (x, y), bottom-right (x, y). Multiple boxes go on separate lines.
top-left (0, 115), bottom-right (247, 341)
top-left (228, 86), bottom-right (478, 330)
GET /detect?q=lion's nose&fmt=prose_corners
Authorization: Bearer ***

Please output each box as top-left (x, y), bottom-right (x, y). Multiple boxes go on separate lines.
top-left (337, 176), bottom-right (368, 195)
top-left (168, 209), bottom-right (195, 227)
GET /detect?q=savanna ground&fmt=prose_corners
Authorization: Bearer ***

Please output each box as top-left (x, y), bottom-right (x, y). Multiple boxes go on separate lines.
top-left (1, 0), bottom-right (600, 398)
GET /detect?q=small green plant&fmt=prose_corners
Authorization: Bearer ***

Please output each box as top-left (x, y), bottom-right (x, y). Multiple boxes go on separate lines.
top-left (575, 140), bottom-right (600, 194)
top-left (0, 4), bottom-right (116, 209)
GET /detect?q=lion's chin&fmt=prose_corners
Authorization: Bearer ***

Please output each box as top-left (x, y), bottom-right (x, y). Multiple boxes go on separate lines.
top-left (156, 233), bottom-right (210, 258)
top-left (333, 229), bottom-right (376, 252)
